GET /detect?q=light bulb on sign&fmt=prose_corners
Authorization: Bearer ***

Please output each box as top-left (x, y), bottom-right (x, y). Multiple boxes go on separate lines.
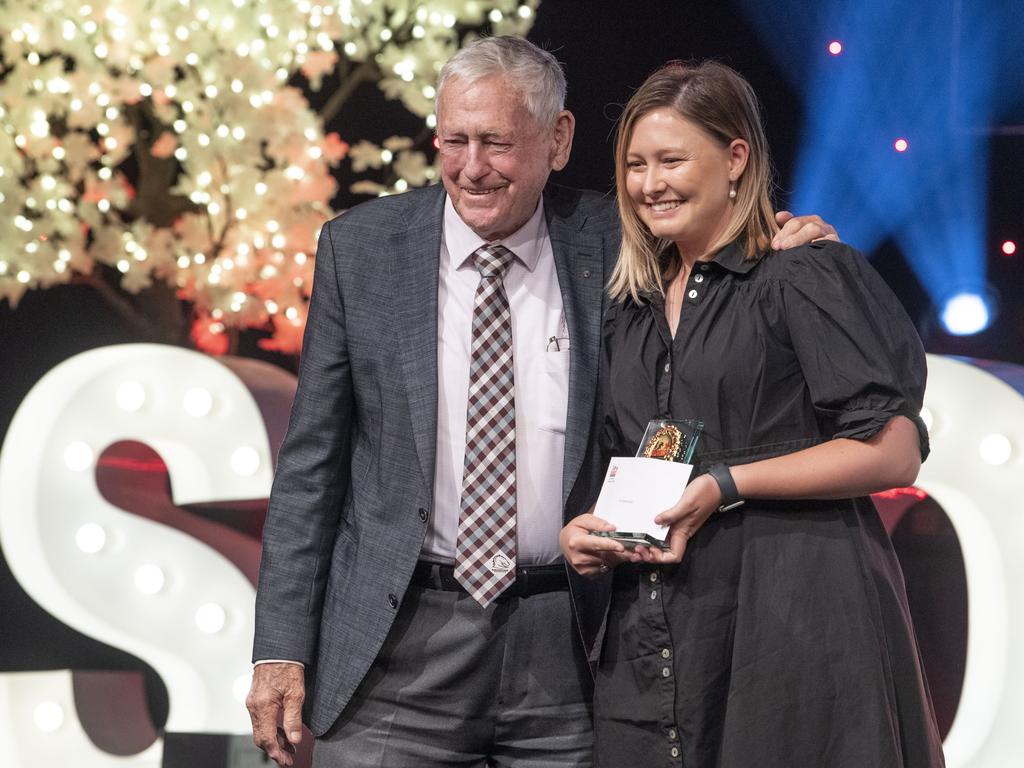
top-left (919, 407), bottom-right (934, 432)
top-left (134, 564), bottom-right (166, 595)
top-left (115, 381), bottom-right (146, 411)
top-left (183, 387), bottom-right (214, 417)
top-left (33, 701), bottom-right (64, 732)
top-left (75, 523), bottom-right (107, 554)
top-left (979, 434), bottom-right (1012, 466)
top-left (63, 442), bottom-right (94, 472)
top-left (230, 446), bottom-right (260, 477)
top-left (196, 602), bottom-right (227, 634)
top-left (233, 673), bottom-right (252, 703)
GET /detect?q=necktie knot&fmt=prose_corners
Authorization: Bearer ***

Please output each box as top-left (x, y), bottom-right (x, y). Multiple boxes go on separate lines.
top-left (472, 244), bottom-right (515, 280)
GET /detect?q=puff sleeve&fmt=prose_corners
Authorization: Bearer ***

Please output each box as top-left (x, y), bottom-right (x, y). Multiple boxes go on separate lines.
top-left (780, 242), bottom-right (930, 459)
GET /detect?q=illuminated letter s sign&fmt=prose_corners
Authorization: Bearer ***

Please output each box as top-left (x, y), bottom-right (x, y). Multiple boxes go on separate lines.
top-left (0, 344), bottom-right (295, 766)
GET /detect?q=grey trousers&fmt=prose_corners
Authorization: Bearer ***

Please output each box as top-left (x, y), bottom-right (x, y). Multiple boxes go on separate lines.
top-left (314, 582), bottom-right (594, 767)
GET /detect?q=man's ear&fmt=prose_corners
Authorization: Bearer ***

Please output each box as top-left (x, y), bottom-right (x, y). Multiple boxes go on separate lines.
top-left (550, 110), bottom-right (576, 171)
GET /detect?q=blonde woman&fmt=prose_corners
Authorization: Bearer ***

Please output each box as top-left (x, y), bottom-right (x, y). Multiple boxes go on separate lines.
top-left (561, 62), bottom-right (945, 767)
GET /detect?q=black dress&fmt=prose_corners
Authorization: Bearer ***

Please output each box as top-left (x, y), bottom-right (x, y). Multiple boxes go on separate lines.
top-left (593, 240), bottom-right (945, 767)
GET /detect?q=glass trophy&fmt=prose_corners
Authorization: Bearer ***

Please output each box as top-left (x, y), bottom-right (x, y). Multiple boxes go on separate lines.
top-left (590, 418), bottom-right (703, 550)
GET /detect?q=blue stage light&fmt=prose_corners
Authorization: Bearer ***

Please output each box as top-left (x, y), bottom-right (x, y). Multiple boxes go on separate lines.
top-left (738, 0), bottom-right (1015, 338)
top-left (941, 293), bottom-right (992, 336)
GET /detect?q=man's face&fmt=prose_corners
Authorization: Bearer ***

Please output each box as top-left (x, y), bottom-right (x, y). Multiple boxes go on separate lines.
top-left (436, 74), bottom-right (574, 241)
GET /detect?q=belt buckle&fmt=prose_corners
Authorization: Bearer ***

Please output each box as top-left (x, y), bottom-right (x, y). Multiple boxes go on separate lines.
top-left (515, 566), bottom-right (528, 597)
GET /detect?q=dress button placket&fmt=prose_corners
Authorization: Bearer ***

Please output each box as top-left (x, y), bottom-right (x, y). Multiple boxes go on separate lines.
top-left (644, 567), bottom-right (675, 757)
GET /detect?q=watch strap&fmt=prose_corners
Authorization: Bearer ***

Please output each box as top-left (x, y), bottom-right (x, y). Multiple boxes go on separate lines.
top-left (706, 463), bottom-right (745, 513)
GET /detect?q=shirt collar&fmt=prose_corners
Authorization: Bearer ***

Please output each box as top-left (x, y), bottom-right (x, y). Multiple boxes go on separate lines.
top-left (638, 239), bottom-right (762, 306)
top-left (442, 196), bottom-right (546, 272)
top-left (709, 239), bottom-right (761, 274)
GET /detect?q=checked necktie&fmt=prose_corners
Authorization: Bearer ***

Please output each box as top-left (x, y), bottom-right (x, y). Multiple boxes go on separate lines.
top-left (454, 244), bottom-right (518, 607)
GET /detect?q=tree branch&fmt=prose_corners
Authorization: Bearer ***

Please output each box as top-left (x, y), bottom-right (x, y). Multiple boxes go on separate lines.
top-left (320, 59), bottom-right (380, 124)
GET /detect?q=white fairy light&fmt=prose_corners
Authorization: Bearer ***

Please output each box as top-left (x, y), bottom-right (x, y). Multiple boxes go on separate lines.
top-left (0, 0), bottom-right (535, 356)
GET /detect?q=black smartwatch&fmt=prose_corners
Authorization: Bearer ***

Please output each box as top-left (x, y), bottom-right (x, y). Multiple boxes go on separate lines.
top-left (705, 463), bottom-right (745, 513)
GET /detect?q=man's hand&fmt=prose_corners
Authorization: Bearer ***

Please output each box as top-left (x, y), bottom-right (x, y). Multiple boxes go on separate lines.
top-left (560, 511), bottom-right (635, 577)
top-left (772, 211), bottom-right (839, 250)
top-left (246, 662), bottom-right (305, 767)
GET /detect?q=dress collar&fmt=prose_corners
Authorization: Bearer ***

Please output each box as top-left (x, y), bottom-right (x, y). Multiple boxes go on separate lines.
top-left (636, 240), bottom-right (763, 306)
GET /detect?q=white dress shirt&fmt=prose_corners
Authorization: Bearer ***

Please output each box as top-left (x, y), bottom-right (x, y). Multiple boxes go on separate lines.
top-left (422, 197), bottom-right (570, 565)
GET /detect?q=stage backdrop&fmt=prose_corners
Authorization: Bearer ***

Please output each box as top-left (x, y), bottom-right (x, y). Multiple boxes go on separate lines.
top-left (0, 346), bottom-right (1022, 767)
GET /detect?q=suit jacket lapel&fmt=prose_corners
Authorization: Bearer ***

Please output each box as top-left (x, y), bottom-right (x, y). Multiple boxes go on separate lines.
top-left (545, 186), bottom-right (607, 516)
top-left (391, 186), bottom-right (445, 495)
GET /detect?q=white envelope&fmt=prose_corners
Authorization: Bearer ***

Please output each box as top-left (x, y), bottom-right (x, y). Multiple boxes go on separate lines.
top-left (593, 457), bottom-right (694, 544)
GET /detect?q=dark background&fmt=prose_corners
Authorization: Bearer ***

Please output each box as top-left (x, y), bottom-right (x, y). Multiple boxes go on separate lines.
top-left (0, 0), bottom-right (1013, 749)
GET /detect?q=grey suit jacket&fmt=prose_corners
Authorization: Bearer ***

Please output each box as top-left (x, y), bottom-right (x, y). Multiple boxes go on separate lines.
top-left (253, 182), bottom-right (619, 736)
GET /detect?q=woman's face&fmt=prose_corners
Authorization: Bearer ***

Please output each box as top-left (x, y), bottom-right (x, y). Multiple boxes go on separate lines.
top-left (624, 108), bottom-right (746, 258)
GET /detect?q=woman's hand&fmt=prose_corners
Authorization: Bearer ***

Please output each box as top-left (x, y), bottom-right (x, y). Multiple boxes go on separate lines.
top-left (560, 511), bottom-right (635, 577)
top-left (633, 472), bottom-right (722, 565)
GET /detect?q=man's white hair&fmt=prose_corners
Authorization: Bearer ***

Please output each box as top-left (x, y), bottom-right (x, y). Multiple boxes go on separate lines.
top-left (436, 36), bottom-right (567, 127)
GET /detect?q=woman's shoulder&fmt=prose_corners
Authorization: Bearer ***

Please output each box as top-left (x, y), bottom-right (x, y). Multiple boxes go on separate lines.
top-left (757, 239), bottom-right (870, 283)
top-left (602, 292), bottom-right (651, 334)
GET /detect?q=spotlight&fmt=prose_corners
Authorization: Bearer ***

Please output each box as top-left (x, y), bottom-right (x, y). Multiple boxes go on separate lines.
top-left (893, 138), bottom-right (909, 152)
top-left (940, 292), bottom-right (992, 336)
top-left (1001, 240), bottom-right (1016, 256)
top-left (828, 40), bottom-right (843, 55)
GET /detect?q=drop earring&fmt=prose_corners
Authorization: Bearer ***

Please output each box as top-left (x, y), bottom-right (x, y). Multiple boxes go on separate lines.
top-left (728, 181), bottom-right (737, 199)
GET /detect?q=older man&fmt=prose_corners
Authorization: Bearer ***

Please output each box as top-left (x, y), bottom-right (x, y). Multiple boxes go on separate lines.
top-left (247, 36), bottom-right (833, 768)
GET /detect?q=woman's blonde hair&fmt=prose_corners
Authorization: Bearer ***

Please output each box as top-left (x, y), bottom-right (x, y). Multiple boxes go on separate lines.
top-left (608, 61), bottom-right (779, 302)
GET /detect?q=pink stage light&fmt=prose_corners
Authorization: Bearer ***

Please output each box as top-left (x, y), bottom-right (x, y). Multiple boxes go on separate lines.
top-left (894, 138), bottom-right (909, 152)
top-left (828, 40), bottom-right (843, 55)
top-left (1001, 240), bottom-right (1017, 256)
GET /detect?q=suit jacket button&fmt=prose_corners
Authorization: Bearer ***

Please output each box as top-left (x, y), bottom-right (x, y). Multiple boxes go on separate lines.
top-left (387, 593), bottom-right (398, 609)
top-left (582, 269), bottom-right (591, 278)
top-left (418, 507), bottom-right (429, 522)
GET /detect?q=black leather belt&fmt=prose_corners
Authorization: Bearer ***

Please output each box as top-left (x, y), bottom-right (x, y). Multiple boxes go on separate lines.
top-left (410, 561), bottom-right (568, 598)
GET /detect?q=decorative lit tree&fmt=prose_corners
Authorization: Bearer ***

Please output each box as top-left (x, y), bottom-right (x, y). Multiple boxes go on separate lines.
top-left (0, 0), bottom-right (539, 354)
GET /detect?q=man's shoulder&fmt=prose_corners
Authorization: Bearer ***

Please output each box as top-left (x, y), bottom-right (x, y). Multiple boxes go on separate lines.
top-left (324, 184), bottom-right (445, 236)
top-left (543, 183), bottom-right (617, 231)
